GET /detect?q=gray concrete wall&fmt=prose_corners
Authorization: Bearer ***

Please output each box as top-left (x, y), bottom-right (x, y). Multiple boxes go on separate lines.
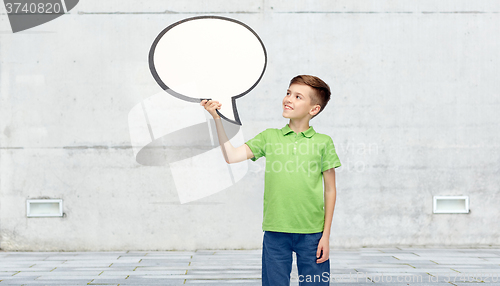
top-left (1, 0), bottom-right (499, 251)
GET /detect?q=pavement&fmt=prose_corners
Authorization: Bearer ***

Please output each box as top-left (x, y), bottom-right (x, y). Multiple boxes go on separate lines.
top-left (1, 247), bottom-right (500, 285)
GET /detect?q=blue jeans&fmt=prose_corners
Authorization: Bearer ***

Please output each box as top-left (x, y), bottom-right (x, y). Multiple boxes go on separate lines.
top-left (262, 231), bottom-right (330, 286)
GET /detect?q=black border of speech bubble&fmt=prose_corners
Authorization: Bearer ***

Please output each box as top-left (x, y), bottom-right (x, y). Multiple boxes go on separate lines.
top-left (148, 15), bottom-right (267, 126)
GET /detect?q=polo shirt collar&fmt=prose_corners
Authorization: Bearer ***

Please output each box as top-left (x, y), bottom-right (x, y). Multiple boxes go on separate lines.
top-left (281, 124), bottom-right (316, 138)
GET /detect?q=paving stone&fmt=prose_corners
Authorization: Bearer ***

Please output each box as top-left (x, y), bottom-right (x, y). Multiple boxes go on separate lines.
top-left (2, 284), bottom-right (91, 286)
top-left (0, 272), bottom-right (19, 278)
top-left (34, 276), bottom-right (95, 281)
top-left (99, 270), bottom-right (186, 276)
top-left (374, 282), bottom-right (452, 286)
top-left (133, 264), bottom-right (191, 270)
top-left (454, 284), bottom-right (500, 286)
top-left (8, 280), bottom-right (93, 285)
top-left (91, 278), bottom-right (186, 285)
top-left (48, 266), bottom-right (136, 271)
top-left (185, 279), bottom-right (261, 284)
top-left (15, 271), bottom-right (103, 277)
top-left (186, 270), bottom-right (260, 275)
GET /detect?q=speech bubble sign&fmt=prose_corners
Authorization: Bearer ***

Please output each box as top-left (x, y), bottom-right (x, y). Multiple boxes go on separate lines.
top-left (149, 16), bottom-right (267, 125)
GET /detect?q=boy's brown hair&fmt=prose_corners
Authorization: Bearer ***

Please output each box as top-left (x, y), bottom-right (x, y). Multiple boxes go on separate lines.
top-left (289, 75), bottom-right (331, 118)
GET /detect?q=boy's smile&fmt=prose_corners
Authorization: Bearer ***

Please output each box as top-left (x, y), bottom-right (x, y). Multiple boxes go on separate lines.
top-left (282, 83), bottom-right (319, 120)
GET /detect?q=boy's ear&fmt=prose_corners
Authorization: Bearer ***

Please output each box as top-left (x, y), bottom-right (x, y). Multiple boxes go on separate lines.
top-left (309, 105), bottom-right (321, 116)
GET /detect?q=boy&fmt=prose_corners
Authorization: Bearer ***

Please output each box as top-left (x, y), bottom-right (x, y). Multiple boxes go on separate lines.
top-left (200, 75), bottom-right (341, 285)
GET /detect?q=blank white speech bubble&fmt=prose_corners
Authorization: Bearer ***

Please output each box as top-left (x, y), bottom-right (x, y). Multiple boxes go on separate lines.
top-left (149, 16), bottom-right (267, 125)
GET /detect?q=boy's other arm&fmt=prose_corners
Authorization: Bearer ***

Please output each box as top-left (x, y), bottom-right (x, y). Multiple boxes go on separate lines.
top-left (317, 167), bottom-right (337, 264)
top-left (200, 100), bottom-right (255, 164)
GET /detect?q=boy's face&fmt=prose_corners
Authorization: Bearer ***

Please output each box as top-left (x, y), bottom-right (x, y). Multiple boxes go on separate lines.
top-left (282, 83), bottom-right (320, 120)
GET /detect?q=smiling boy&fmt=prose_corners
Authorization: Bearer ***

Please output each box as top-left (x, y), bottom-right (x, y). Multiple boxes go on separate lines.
top-left (201, 75), bottom-right (341, 285)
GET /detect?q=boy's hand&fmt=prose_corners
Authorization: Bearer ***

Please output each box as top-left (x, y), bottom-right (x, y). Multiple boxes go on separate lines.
top-left (316, 235), bottom-right (330, 264)
top-left (200, 99), bottom-right (222, 119)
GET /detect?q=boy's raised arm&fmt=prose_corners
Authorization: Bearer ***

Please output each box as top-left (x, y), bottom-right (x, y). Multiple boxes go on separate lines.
top-left (200, 99), bottom-right (254, 164)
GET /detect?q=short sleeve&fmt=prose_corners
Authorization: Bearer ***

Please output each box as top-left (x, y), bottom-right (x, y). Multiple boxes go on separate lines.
top-left (245, 129), bottom-right (268, 161)
top-left (321, 136), bottom-right (341, 172)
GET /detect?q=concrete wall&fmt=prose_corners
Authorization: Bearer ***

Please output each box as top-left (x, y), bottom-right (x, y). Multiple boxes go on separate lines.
top-left (1, 0), bottom-right (499, 251)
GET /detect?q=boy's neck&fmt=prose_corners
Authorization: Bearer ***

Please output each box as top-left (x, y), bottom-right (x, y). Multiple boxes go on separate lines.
top-left (288, 118), bottom-right (311, 134)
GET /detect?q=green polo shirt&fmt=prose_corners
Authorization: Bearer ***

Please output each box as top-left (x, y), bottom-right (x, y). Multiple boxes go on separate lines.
top-left (245, 124), bottom-right (341, 233)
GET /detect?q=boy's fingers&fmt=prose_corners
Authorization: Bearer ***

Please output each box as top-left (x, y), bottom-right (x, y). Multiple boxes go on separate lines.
top-left (317, 249), bottom-right (329, 263)
top-left (200, 100), bottom-right (222, 111)
top-left (316, 250), bottom-right (327, 263)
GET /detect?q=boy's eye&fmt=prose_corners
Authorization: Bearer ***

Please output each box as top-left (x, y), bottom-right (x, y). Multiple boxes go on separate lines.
top-left (296, 95), bottom-right (301, 99)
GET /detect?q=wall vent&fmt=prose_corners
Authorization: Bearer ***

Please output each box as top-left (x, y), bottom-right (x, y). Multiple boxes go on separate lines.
top-left (27, 199), bottom-right (63, 217)
top-left (433, 196), bottom-right (469, 214)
